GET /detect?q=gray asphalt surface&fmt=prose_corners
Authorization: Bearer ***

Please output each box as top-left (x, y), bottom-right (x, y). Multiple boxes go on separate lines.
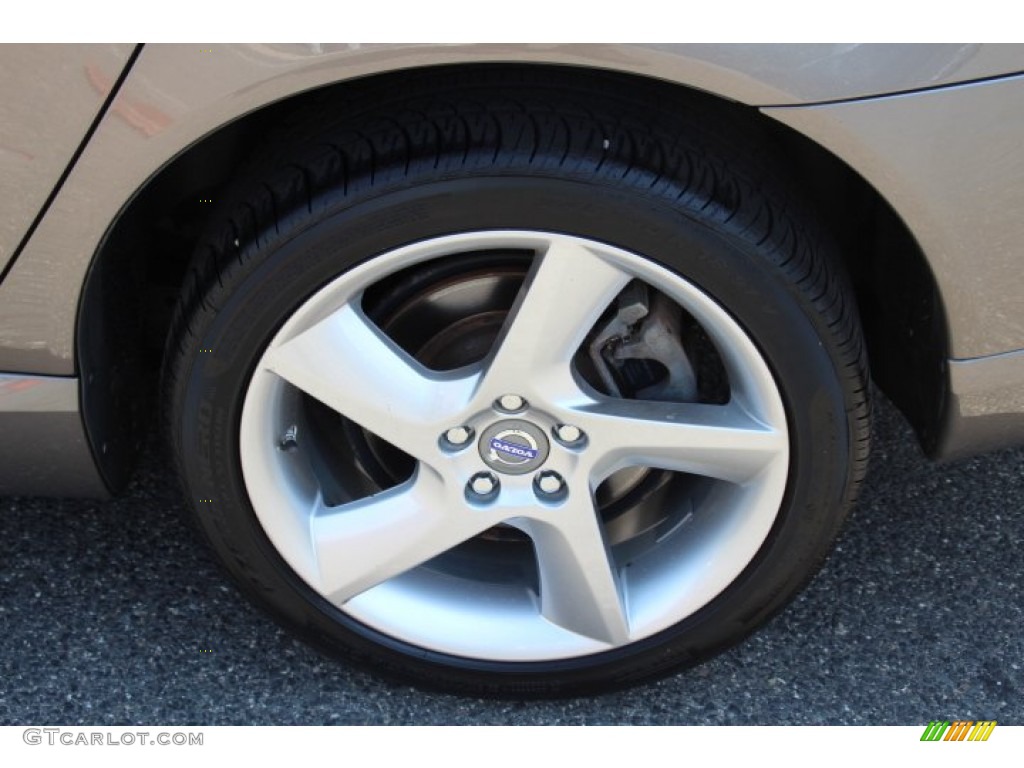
top-left (1, 394), bottom-right (1021, 725)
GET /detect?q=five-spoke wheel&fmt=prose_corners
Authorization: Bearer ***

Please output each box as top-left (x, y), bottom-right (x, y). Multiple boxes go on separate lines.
top-left (240, 232), bottom-right (789, 660)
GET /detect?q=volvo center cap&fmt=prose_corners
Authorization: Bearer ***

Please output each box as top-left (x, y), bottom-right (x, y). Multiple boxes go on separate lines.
top-left (478, 419), bottom-right (550, 475)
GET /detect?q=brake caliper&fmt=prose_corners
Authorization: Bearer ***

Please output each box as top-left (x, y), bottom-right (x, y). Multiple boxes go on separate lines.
top-left (588, 282), bottom-right (698, 402)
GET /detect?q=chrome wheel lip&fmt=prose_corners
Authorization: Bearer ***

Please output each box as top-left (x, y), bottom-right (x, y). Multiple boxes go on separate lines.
top-left (239, 230), bottom-right (789, 662)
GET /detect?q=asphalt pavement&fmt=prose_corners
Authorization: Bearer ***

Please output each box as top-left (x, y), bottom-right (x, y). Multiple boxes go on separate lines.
top-left (1, 393), bottom-right (1021, 725)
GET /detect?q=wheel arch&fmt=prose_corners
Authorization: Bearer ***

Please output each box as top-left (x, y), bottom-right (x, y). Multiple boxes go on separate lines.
top-left (77, 62), bottom-right (948, 493)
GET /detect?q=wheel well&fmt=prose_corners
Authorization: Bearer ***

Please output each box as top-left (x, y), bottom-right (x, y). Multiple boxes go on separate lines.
top-left (78, 63), bottom-right (948, 492)
top-left (763, 120), bottom-right (948, 458)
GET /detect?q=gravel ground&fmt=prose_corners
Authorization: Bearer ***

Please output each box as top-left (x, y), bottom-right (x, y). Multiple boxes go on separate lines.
top-left (1, 394), bottom-right (1021, 725)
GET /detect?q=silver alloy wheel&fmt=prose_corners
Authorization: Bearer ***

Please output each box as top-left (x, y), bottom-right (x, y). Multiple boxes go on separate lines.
top-left (239, 231), bottom-right (789, 662)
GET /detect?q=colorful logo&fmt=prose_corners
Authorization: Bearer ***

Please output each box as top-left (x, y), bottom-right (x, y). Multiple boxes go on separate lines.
top-left (920, 721), bottom-right (996, 741)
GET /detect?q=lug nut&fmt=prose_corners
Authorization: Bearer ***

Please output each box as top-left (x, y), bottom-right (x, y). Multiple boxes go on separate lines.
top-left (496, 394), bottom-right (527, 413)
top-left (553, 423), bottom-right (585, 446)
top-left (442, 426), bottom-right (474, 449)
top-left (534, 470), bottom-right (567, 501)
top-left (472, 474), bottom-right (496, 494)
top-left (537, 472), bottom-right (563, 494)
top-left (466, 472), bottom-right (500, 503)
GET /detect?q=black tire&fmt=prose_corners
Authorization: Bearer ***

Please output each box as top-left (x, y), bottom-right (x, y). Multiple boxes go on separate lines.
top-left (164, 68), bottom-right (869, 696)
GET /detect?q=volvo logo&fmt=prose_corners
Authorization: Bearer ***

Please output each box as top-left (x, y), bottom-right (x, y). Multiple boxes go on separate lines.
top-left (479, 420), bottom-right (549, 475)
top-left (490, 432), bottom-right (540, 464)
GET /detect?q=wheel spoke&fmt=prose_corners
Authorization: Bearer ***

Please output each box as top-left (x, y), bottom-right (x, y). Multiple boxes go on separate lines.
top-left (576, 399), bottom-right (787, 485)
top-left (514, 495), bottom-right (630, 645)
top-left (262, 302), bottom-right (476, 461)
top-left (478, 237), bottom-right (631, 397)
top-left (312, 468), bottom-right (499, 605)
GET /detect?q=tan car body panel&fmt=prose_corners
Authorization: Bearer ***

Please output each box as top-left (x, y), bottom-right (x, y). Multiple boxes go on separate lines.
top-left (2, 43), bottom-right (1024, 374)
top-left (2, 42), bottom-right (1024, 495)
top-left (0, 374), bottom-right (104, 496)
top-left (5, 44), bottom-right (1023, 276)
top-left (944, 350), bottom-right (1024, 459)
top-left (0, 44), bottom-right (134, 273)
top-left (766, 75), bottom-right (1024, 359)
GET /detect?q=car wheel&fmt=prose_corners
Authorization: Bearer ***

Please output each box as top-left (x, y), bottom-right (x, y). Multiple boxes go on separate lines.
top-left (164, 71), bottom-right (869, 695)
